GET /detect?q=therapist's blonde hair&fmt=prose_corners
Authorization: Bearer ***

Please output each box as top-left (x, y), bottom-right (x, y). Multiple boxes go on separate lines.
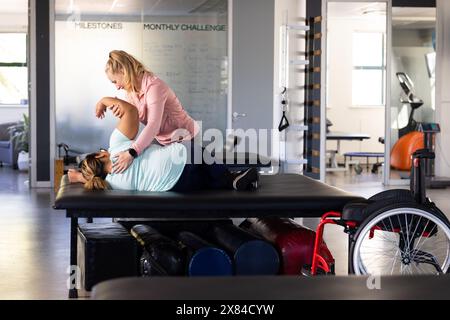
top-left (106, 50), bottom-right (153, 93)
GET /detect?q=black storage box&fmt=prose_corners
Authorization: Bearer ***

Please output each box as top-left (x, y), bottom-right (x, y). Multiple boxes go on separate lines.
top-left (77, 223), bottom-right (138, 291)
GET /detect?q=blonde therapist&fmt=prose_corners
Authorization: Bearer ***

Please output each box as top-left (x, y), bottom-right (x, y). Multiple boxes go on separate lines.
top-left (95, 50), bottom-right (199, 173)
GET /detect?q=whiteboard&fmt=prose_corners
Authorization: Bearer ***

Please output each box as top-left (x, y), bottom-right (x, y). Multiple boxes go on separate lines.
top-left (142, 22), bottom-right (228, 134)
top-left (55, 21), bottom-right (142, 154)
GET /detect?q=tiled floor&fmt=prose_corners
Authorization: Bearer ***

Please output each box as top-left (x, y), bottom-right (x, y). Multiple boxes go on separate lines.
top-left (0, 167), bottom-right (70, 299)
top-left (0, 166), bottom-right (449, 299)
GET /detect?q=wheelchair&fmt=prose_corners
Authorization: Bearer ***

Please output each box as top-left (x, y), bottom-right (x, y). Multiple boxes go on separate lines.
top-left (308, 149), bottom-right (450, 276)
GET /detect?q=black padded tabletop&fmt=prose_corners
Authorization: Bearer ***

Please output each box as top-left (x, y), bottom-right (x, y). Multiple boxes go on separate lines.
top-left (53, 174), bottom-right (364, 218)
top-left (91, 275), bottom-right (450, 300)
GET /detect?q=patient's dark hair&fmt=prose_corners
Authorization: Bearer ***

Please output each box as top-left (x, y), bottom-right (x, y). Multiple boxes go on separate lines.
top-left (80, 153), bottom-right (110, 190)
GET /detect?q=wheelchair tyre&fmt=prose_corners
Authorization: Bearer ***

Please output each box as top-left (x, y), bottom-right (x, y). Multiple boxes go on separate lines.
top-left (368, 189), bottom-right (413, 202)
top-left (349, 203), bottom-right (450, 275)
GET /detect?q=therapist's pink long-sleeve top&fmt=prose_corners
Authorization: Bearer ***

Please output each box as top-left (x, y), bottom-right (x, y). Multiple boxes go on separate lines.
top-left (126, 72), bottom-right (199, 155)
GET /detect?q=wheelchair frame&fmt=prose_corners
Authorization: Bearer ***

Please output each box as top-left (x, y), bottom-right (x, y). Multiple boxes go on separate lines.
top-left (309, 149), bottom-right (450, 276)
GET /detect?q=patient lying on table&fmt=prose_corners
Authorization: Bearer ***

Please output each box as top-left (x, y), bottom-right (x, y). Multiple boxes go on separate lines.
top-left (69, 99), bottom-right (258, 192)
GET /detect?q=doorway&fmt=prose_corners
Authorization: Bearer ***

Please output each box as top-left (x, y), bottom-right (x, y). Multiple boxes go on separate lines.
top-left (324, 0), bottom-right (387, 187)
top-left (389, 6), bottom-right (436, 182)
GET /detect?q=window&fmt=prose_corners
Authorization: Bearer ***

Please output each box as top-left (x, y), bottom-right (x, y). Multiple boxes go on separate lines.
top-left (0, 33), bottom-right (28, 105)
top-left (352, 32), bottom-right (385, 106)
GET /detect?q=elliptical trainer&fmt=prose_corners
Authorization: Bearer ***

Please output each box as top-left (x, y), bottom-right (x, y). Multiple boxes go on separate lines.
top-left (395, 72), bottom-right (450, 188)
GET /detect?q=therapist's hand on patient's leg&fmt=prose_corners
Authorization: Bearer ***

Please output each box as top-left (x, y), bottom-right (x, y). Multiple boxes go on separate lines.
top-left (109, 104), bottom-right (124, 118)
top-left (112, 151), bottom-right (134, 174)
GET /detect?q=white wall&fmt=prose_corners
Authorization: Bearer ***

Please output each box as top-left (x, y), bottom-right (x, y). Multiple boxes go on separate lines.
top-left (0, 11), bottom-right (29, 124)
top-left (0, 107), bottom-right (27, 123)
top-left (435, 0), bottom-right (450, 177)
top-left (0, 13), bottom-right (27, 32)
top-left (326, 17), bottom-right (385, 162)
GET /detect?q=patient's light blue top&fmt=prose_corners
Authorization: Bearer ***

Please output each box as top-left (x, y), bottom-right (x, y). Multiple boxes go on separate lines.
top-left (105, 129), bottom-right (187, 191)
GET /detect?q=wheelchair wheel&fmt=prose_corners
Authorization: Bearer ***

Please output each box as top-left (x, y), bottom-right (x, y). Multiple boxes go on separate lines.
top-left (350, 205), bottom-right (450, 275)
top-left (368, 189), bottom-right (412, 202)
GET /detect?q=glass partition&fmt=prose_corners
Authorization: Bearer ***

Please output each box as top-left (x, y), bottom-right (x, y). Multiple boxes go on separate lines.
top-left (389, 6), bottom-right (435, 181)
top-left (325, 1), bottom-right (386, 182)
top-left (54, 0), bottom-right (228, 153)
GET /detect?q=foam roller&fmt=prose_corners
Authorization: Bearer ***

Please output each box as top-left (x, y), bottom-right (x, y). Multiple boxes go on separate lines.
top-left (178, 231), bottom-right (233, 276)
top-left (209, 224), bottom-right (280, 275)
top-left (240, 218), bottom-right (334, 275)
top-left (131, 224), bottom-right (186, 276)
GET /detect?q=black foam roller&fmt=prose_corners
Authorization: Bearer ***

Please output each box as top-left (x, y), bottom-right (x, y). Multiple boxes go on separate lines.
top-left (131, 224), bottom-right (186, 276)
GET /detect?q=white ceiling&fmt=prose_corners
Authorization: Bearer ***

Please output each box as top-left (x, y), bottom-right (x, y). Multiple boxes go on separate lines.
top-left (0, 1), bottom-right (435, 23)
top-left (55, 0), bottom-right (227, 16)
top-left (0, 0), bottom-right (28, 14)
top-left (328, 2), bottom-right (435, 29)
top-left (328, 2), bottom-right (387, 18)
top-left (392, 7), bottom-right (435, 29)
top-left (0, 0), bottom-right (226, 15)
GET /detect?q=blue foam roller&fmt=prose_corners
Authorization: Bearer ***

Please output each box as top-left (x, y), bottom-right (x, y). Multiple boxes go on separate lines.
top-left (178, 231), bottom-right (233, 276)
top-left (210, 224), bottom-right (280, 275)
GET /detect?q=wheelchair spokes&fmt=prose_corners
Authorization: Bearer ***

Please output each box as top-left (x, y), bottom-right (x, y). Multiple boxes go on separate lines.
top-left (352, 208), bottom-right (450, 276)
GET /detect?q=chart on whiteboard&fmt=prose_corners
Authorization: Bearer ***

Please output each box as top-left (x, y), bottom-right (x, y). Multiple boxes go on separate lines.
top-left (143, 23), bottom-right (228, 134)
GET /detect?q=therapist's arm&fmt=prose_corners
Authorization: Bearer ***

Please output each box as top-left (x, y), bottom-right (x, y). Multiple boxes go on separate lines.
top-left (130, 81), bottom-right (168, 155)
top-left (96, 97), bottom-right (132, 118)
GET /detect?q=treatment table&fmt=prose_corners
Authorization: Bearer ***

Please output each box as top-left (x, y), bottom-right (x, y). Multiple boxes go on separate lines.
top-left (54, 174), bottom-right (364, 298)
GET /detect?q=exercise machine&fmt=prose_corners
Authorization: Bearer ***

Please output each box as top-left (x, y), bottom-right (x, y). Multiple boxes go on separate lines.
top-left (388, 72), bottom-right (425, 172)
top-left (419, 122), bottom-right (450, 189)
top-left (396, 72), bottom-right (423, 138)
top-left (393, 72), bottom-right (450, 187)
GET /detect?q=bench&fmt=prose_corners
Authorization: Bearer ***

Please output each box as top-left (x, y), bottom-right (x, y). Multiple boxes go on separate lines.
top-left (343, 152), bottom-right (384, 174)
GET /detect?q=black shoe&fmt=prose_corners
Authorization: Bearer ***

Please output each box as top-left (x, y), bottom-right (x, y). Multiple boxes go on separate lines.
top-left (233, 168), bottom-right (259, 191)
